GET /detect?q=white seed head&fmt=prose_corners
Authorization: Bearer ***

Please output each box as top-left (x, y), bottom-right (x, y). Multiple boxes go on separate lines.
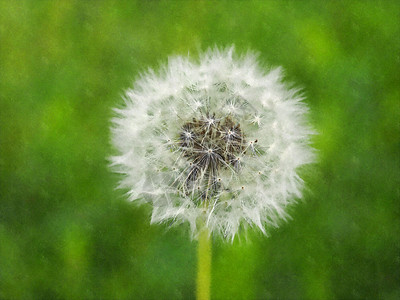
top-left (110, 47), bottom-right (315, 240)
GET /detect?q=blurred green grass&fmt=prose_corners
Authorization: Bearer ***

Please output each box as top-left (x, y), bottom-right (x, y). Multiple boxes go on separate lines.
top-left (0, 1), bottom-right (399, 299)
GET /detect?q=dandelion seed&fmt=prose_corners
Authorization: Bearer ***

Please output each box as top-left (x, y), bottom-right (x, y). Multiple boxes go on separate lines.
top-left (110, 47), bottom-right (315, 240)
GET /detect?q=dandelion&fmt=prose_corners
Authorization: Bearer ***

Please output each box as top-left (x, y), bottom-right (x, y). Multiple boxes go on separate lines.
top-left (110, 47), bottom-right (315, 299)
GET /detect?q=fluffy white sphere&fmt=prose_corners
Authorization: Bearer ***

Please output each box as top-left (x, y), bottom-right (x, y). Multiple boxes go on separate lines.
top-left (111, 47), bottom-right (315, 240)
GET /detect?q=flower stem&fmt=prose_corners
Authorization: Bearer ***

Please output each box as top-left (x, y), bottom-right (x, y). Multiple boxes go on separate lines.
top-left (196, 226), bottom-right (211, 300)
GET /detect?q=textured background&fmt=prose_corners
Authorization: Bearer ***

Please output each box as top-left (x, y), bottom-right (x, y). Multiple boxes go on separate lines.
top-left (1, 1), bottom-right (399, 299)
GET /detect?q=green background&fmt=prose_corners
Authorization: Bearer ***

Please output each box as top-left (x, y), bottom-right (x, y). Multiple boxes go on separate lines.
top-left (1, 1), bottom-right (399, 299)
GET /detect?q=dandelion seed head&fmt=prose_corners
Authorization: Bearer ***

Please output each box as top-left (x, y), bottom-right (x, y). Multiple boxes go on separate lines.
top-left (111, 47), bottom-right (315, 240)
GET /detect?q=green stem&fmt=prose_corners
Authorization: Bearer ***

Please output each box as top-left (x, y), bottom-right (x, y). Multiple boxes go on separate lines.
top-left (196, 226), bottom-right (211, 300)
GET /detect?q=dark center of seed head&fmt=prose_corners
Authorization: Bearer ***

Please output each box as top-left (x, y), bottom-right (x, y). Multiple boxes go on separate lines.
top-left (178, 114), bottom-right (246, 195)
